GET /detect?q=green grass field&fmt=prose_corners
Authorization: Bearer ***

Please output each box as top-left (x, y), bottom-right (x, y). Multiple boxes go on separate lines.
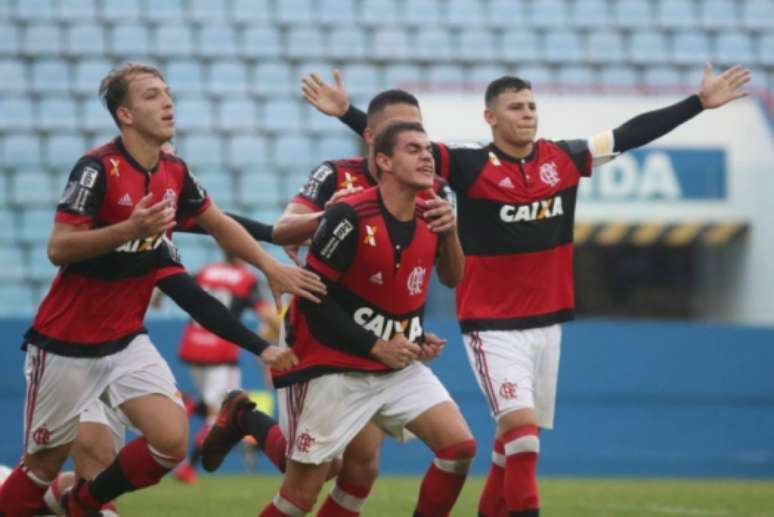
top-left (119, 475), bottom-right (774, 516)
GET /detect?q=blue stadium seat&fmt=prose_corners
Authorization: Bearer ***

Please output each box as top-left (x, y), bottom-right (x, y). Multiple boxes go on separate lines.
top-left (501, 30), bottom-right (540, 63)
top-left (207, 61), bottom-right (247, 96)
top-left (28, 247), bottom-right (57, 283)
top-left (175, 96), bottom-right (212, 131)
top-left (359, 0), bottom-right (400, 27)
top-left (614, 0), bottom-right (654, 29)
top-left (457, 29), bottom-right (498, 63)
top-left (557, 65), bottom-right (595, 87)
top-left (57, 0), bottom-right (97, 21)
top-left (304, 102), bottom-right (345, 134)
top-left (486, 0), bottom-right (524, 28)
top-left (318, 0), bottom-right (356, 26)
top-left (99, 0), bottom-right (141, 22)
top-left (188, 0), bottom-right (227, 22)
top-left (404, 0), bottom-right (442, 27)
top-left (544, 32), bottom-right (583, 63)
top-left (370, 28), bottom-right (409, 60)
top-left (745, 66), bottom-right (768, 94)
top-left (629, 31), bottom-right (668, 64)
top-left (528, 0), bottom-right (568, 28)
top-left (445, 0), bottom-right (486, 28)
top-left (46, 133), bottom-right (86, 168)
top-left (2, 134), bottom-right (42, 167)
top-left (318, 135), bottom-right (359, 160)
top-left (272, 134), bottom-right (315, 168)
top-left (384, 63), bottom-right (423, 88)
top-left (10, 170), bottom-right (55, 206)
top-left (427, 64), bottom-right (465, 85)
top-left (197, 25), bottom-right (237, 59)
top-left (0, 249), bottom-right (27, 281)
top-left (90, 132), bottom-right (116, 149)
top-left (180, 134), bottom-right (223, 167)
top-left (230, 0), bottom-right (272, 25)
top-left (469, 64), bottom-right (509, 86)
top-left (31, 60), bottom-right (70, 94)
top-left (0, 209), bottom-right (16, 241)
top-left (64, 24), bottom-right (105, 58)
top-left (700, 0), bottom-right (738, 29)
top-left (165, 60), bottom-right (204, 95)
top-left (240, 171), bottom-right (283, 207)
top-left (262, 100), bottom-right (303, 132)
top-left (0, 283), bottom-right (36, 315)
top-left (217, 98), bottom-right (257, 132)
top-left (742, 0), bottom-right (774, 31)
top-left (150, 0), bottom-right (185, 21)
top-left (286, 27), bottom-right (325, 60)
top-left (13, 0), bottom-right (54, 21)
top-left (413, 28), bottom-right (454, 62)
top-left (600, 65), bottom-right (639, 88)
top-left (759, 34), bottom-right (774, 66)
top-left (0, 0), bottom-right (8, 19)
top-left (714, 33), bottom-right (755, 64)
top-left (0, 24), bottom-right (20, 55)
top-left (226, 135), bottom-right (269, 168)
top-left (72, 59), bottom-right (110, 95)
top-left (241, 27), bottom-right (281, 60)
top-left (0, 97), bottom-right (34, 130)
top-left (275, 0), bottom-right (314, 25)
top-left (327, 28), bottom-right (368, 60)
top-left (110, 24), bottom-right (150, 57)
top-left (22, 23), bottom-right (62, 57)
top-left (0, 59), bottom-right (26, 93)
top-left (514, 65), bottom-right (553, 88)
top-left (152, 25), bottom-right (194, 58)
top-left (195, 170), bottom-right (235, 206)
top-left (283, 170), bottom-right (314, 203)
top-left (672, 31), bottom-right (710, 65)
top-left (339, 63), bottom-right (381, 97)
top-left (571, 0), bottom-right (611, 28)
top-left (587, 31), bottom-right (625, 64)
top-left (655, 0), bottom-right (696, 29)
top-left (37, 97), bottom-right (78, 131)
top-left (643, 66), bottom-right (684, 89)
top-left (251, 62), bottom-right (294, 97)
top-left (19, 208), bottom-right (54, 243)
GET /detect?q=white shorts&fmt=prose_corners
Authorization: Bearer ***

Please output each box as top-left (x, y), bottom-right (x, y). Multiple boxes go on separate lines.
top-left (23, 334), bottom-right (183, 454)
top-left (78, 400), bottom-right (129, 453)
top-left (188, 364), bottom-right (241, 409)
top-left (279, 362), bottom-right (453, 465)
top-left (463, 325), bottom-right (561, 429)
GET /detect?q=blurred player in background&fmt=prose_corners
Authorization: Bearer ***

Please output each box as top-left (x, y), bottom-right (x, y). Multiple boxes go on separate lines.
top-left (307, 63), bottom-right (750, 517)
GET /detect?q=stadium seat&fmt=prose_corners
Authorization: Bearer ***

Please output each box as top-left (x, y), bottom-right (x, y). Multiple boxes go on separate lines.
top-left (384, 63), bottom-right (423, 88)
top-left (240, 171), bottom-right (284, 207)
top-left (165, 60), bottom-right (204, 95)
top-left (457, 29), bottom-right (498, 63)
top-left (286, 27), bottom-right (326, 60)
top-left (207, 61), bottom-right (247, 96)
top-left (427, 64), bottom-right (465, 85)
top-left (528, 0), bottom-right (568, 28)
top-left (72, 59), bottom-right (110, 95)
top-left (643, 66), bottom-right (684, 90)
top-left (742, 0), bottom-right (774, 31)
top-left (571, 0), bottom-right (612, 28)
top-left (10, 170), bottom-right (55, 206)
top-left (188, 0), bottom-right (227, 22)
top-left (586, 31), bottom-right (625, 64)
top-left (445, 0), bottom-right (487, 28)
top-left (655, 0), bottom-right (696, 29)
top-left (0, 283), bottom-right (36, 315)
top-left (327, 28), bottom-right (368, 60)
top-left (19, 208), bottom-right (54, 242)
top-left (318, 135), bottom-right (360, 160)
top-left (759, 34), bottom-right (774, 66)
top-left (282, 170), bottom-right (313, 203)
top-left (261, 99), bottom-right (303, 132)
top-left (175, 96), bottom-right (212, 131)
top-left (600, 65), bottom-right (639, 88)
top-left (614, 0), bottom-right (654, 29)
top-left (469, 64), bottom-right (509, 87)
top-left (629, 31), bottom-right (668, 64)
top-left (359, 0), bottom-right (400, 27)
top-left (371, 27), bottom-right (411, 60)
top-left (230, 0), bottom-right (272, 25)
top-left (404, 0), bottom-right (442, 27)
top-left (557, 65), bottom-right (596, 88)
top-left (318, 0), bottom-right (356, 26)
top-left (31, 60), bottom-right (70, 94)
top-left (110, 23), bottom-right (150, 57)
top-left (413, 28), bottom-right (454, 62)
top-left (672, 31), bottom-right (711, 65)
top-left (90, 131), bottom-right (116, 149)
top-left (22, 23), bottom-right (62, 57)
top-left (216, 98), bottom-right (257, 132)
top-left (241, 26), bottom-right (281, 60)
top-left (544, 32), bottom-right (583, 64)
top-left (37, 97), bottom-right (78, 131)
top-left (57, 0), bottom-right (97, 21)
top-left (485, 0), bottom-right (524, 28)
top-left (152, 25), bottom-right (194, 58)
top-left (0, 209), bottom-right (17, 241)
top-left (514, 65), bottom-right (553, 88)
top-left (0, 24), bottom-right (19, 55)
top-left (27, 247), bottom-right (57, 283)
top-left (251, 62), bottom-right (294, 97)
top-left (99, 0), bottom-right (141, 22)
top-left (149, 0), bottom-right (185, 22)
top-left (272, 134), bottom-right (315, 168)
top-left (339, 63), bottom-right (381, 97)
top-left (2, 134), bottom-right (42, 167)
top-left (0, 59), bottom-right (27, 94)
top-left (195, 170), bottom-right (235, 206)
top-left (714, 33), bottom-right (755, 64)
top-left (180, 133), bottom-right (224, 167)
top-left (13, 0), bottom-right (54, 21)
top-left (275, 0), bottom-right (314, 25)
top-left (0, 97), bottom-right (34, 130)
top-left (64, 24), bottom-right (105, 58)
top-left (304, 102), bottom-right (345, 134)
top-left (0, 248), bottom-right (26, 281)
top-left (197, 24), bottom-right (237, 59)
top-left (46, 133), bottom-right (86, 168)
top-left (226, 135), bottom-right (269, 168)
top-left (501, 30), bottom-right (540, 63)
top-left (700, 0), bottom-right (738, 29)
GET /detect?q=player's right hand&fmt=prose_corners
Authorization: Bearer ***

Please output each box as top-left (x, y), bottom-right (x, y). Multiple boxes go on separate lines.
top-left (324, 186), bottom-right (363, 208)
top-left (283, 243), bottom-right (304, 267)
top-left (371, 333), bottom-right (421, 369)
top-left (260, 345), bottom-right (298, 371)
top-left (266, 262), bottom-right (327, 311)
top-left (127, 193), bottom-right (176, 239)
top-left (301, 69), bottom-right (350, 117)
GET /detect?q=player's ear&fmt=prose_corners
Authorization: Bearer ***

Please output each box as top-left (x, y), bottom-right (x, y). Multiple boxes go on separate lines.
top-left (364, 126), bottom-right (376, 145)
top-left (375, 152), bottom-right (391, 175)
top-left (483, 107), bottom-right (496, 128)
top-left (116, 105), bottom-right (133, 126)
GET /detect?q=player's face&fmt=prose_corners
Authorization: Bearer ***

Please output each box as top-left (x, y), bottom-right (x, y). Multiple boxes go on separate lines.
top-left (386, 131), bottom-right (435, 190)
top-left (365, 104), bottom-right (422, 145)
top-left (120, 73), bottom-right (176, 143)
top-left (486, 89), bottom-right (538, 147)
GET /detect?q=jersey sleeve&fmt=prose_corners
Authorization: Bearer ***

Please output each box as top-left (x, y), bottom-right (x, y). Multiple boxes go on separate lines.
top-left (440, 144), bottom-right (491, 193)
top-left (306, 202), bottom-right (359, 282)
top-left (291, 162), bottom-right (338, 211)
top-left (177, 166), bottom-right (212, 222)
top-left (555, 139), bottom-right (594, 177)
top-left (55, 157), bottom-right (107, 227)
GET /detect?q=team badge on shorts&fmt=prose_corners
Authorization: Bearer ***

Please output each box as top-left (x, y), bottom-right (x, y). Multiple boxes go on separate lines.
top-left (499, 381), bottom-right (518, 400)
top-left (296, 431), bottom-right (316, 453)
top-left (32, 425), bottom-right (51, 445)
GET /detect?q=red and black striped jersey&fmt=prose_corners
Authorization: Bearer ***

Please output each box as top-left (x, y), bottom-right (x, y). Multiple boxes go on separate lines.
top-left (435, 139), bottom-right (592, 332)
top-left (25, 137), bottom-right (211, 357)
top-left (178, 262), bottom-right (264, 365)
top-left (273, 187), bottom-right (439, 388)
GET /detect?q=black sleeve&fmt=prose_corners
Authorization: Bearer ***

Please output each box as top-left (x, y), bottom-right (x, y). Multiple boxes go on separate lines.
top-left (613, 95), bottom-right (704, 153)
top-left (56, 157), bottom-right (106, 222)
top-left (444, 145), bottom-right (491, 194)
top-left (307, 202), bottom-right (360, 276)
top-left (174, 212), bottom-right (274, 243)
top-left (338, 105), bottom-right (368, 137)
top-left (177, 166), bottom-right (210, 221)
top-left (295, 162), bottom-right (339, 210)
top-left (555, 139), bottom-right (592, 177)
top-left (157, 273), bottom-right (271, 356)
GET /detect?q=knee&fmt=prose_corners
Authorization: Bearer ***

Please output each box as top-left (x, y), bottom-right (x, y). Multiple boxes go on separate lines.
top-left (433, 439), bottom-right (477, 475)
top-left (147, 420), bottom-right (189, 460)
top-left (73, 440), bottom-right (116, 477)
top-left (279, 486), bottom-right (319, 514)
top-left (342, 453), bottom-right (380, 486)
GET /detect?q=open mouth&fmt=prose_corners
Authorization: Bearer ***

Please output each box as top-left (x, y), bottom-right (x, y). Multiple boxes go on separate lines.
top-left (162, 114), bottom-right (174, 123)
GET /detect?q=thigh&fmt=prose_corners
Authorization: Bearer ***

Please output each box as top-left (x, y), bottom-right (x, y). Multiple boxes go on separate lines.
top-left (79, 399), bottom-right (126, 453)
top-left (119, 393), bottom-right (187, 446)
top-left (405, 401), bottom-right (473, 452)
top-left (71, 420), bottom-right (117, 479)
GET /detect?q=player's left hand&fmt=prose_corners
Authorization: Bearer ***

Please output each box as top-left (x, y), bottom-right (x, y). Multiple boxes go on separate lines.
top-left (422, 191), bottom-right (456, 236)
top-left (698, 63), bottom-right (751, 109)
top-left (418, 332), bottom-right (447, 363)
top-left (265, 262), bottom-right (327, 311)
top-left (301, 69), bottom-right (350, 117)
top-left (260, 345), bottom-right (298, 371)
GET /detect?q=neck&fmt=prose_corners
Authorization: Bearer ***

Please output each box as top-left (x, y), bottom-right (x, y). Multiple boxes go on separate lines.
top-left (378, 179), bottom-right (417, 222)
top-left (493, 135), bottom-right (534, 159)
top-left (120, 130), bottom-right (161, 170)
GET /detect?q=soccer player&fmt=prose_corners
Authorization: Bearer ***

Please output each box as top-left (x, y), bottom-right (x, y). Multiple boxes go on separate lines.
top-left (0, 62), bottom-right (326, 516)
top-left (306, 63), bottom-right (751, 516)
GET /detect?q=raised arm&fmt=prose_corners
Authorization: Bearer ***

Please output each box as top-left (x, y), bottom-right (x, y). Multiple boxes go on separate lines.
top-left (302, 69), bottom-right (367, 137)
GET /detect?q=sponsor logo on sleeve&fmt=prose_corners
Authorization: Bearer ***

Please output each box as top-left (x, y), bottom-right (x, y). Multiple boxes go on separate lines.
top-left (79, 166), bottom-right (99, 188)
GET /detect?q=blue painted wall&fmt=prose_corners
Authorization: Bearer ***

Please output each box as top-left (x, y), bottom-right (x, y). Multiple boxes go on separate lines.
top-left (1, 318), bottom-right (772, 477)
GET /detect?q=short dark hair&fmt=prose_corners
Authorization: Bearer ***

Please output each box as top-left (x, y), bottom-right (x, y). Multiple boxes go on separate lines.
top-left (367, 89), bottom-right (420, 124)
top-left (373, 121), bottom-right (426, 176)
top-left (485, 76), bottom-right (532, 106)
top-left (99, 63), bottom-right (165, 127)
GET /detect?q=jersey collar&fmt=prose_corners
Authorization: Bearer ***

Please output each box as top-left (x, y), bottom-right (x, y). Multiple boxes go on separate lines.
top-left (489, 141), bottom-right (539, 164)
top-left (115, 136), bottom-right (160, 175)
